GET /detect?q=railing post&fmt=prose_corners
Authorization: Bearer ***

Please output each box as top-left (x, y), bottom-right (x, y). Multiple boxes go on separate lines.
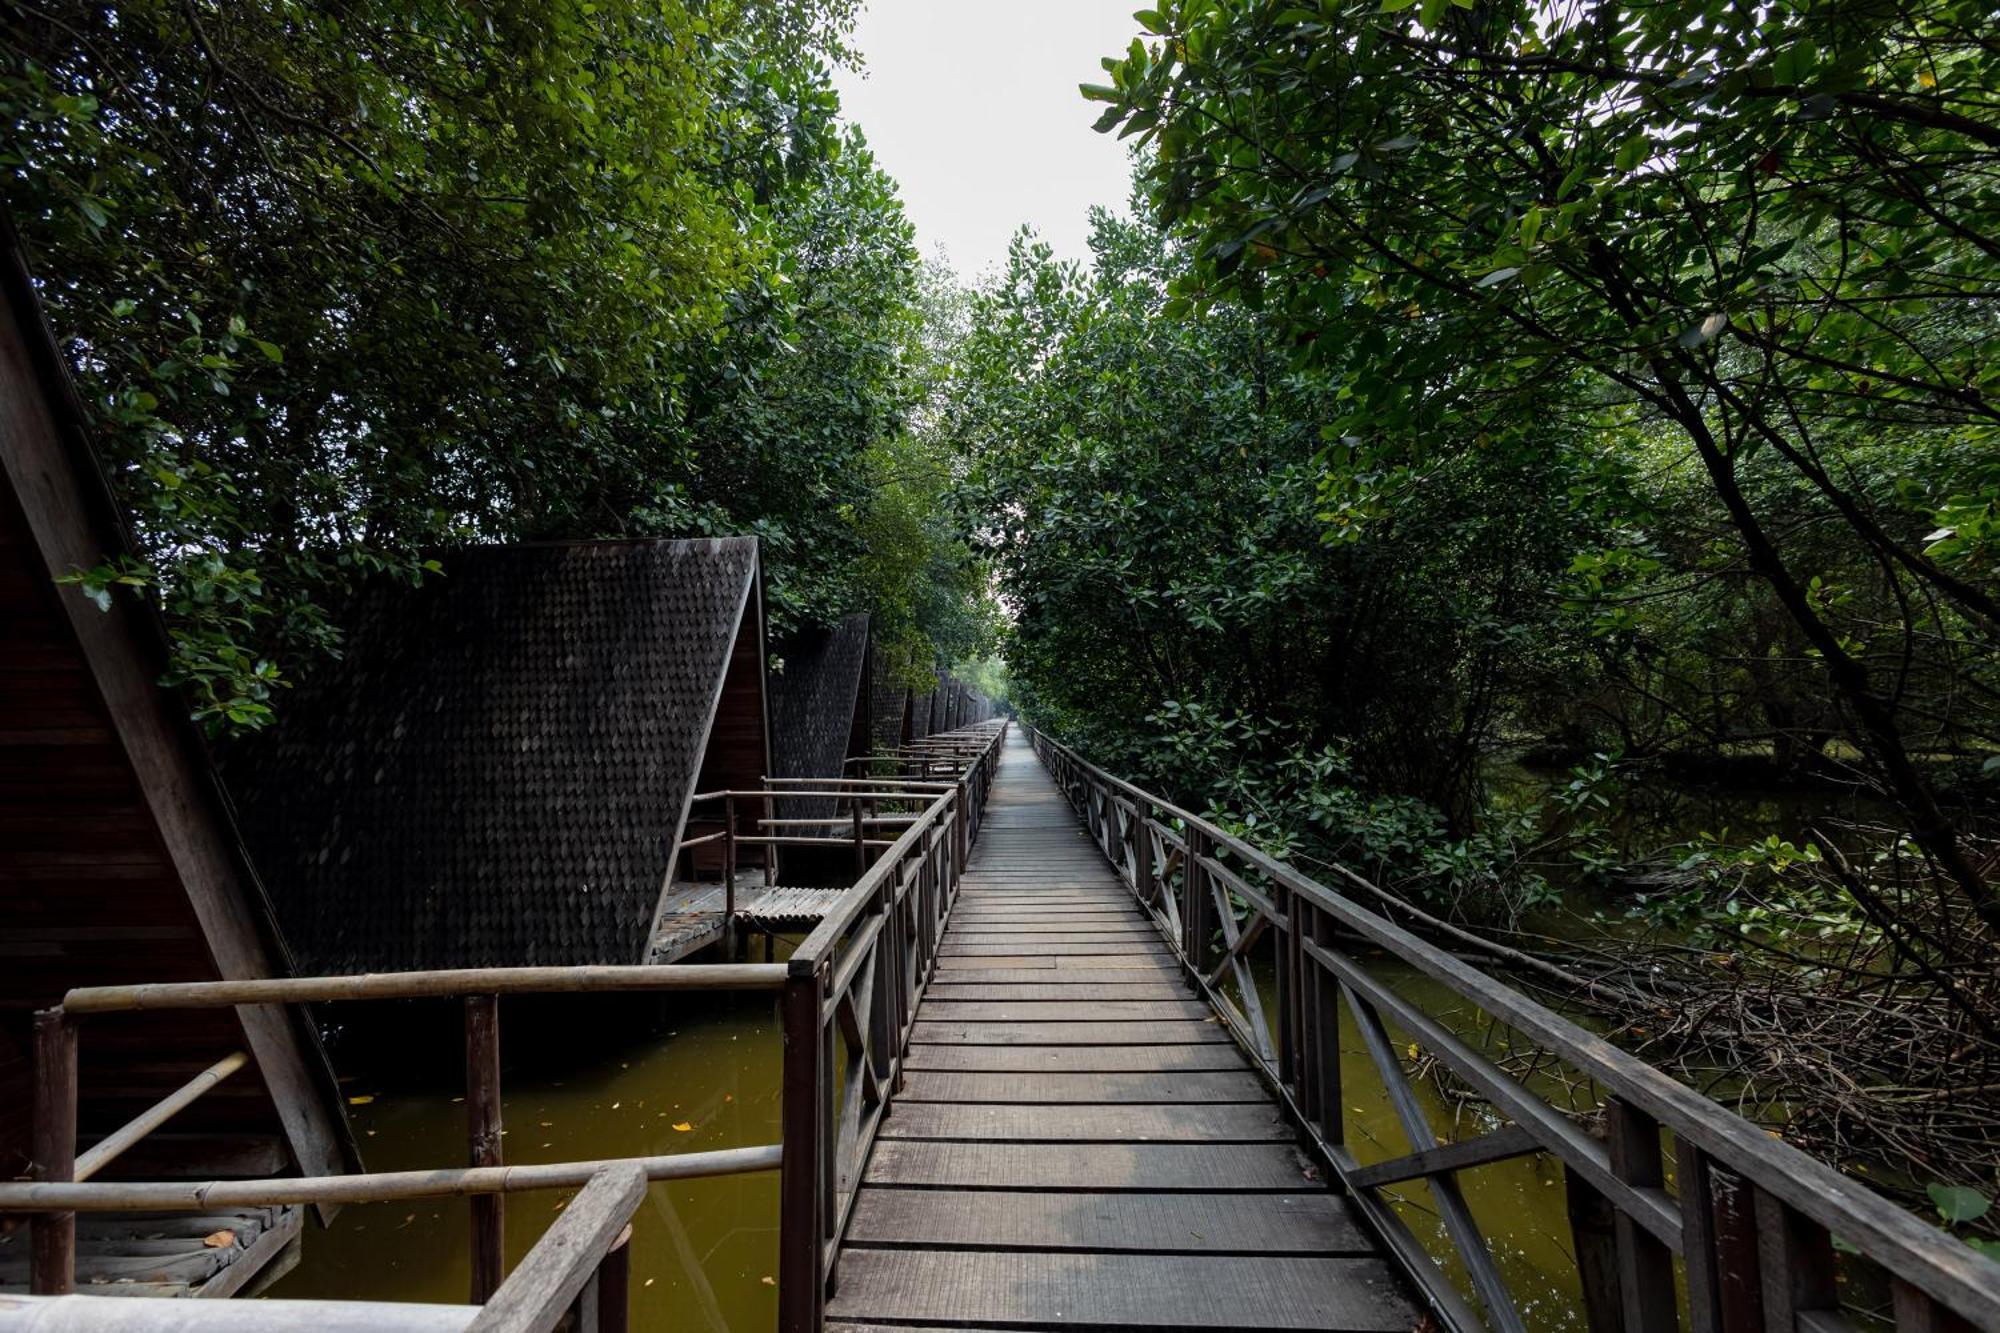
top-left (466, 994), bottom-right (505, 1304)
top-left (722, 794), bottom-right (738, 958)
top-left (955, 776), bottom-right (970, 872)
top-left (779, 962), bottom-right (828, 1333)
top-left (594, 1223), bottom-right (632, 1333)
top-left (1308, 902), bottom-right (1341, 1145)
top-left (851, 798), bottom-right (867, 877)
top-left (1563, 1163), bottom-right (1624, 1333)
top-left (1604, 1098), bottom-right (1676, 1333)
top-left (1754, 1185), bottom-right (1841, 1333)
top-left (29, 1008), bottom-right (77, 1295)
top-left (1132, 811), bottom-right (1154, 908)
top-left (1184, 827), bottom-right (1208, 974)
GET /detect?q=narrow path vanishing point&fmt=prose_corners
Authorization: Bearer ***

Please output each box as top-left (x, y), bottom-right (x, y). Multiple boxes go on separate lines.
top-left (826, 729), bottom-right (1419, 1331)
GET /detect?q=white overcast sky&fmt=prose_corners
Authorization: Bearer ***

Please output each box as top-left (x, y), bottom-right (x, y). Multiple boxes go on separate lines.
top-left (830, 1), bottom-right (1145, 280)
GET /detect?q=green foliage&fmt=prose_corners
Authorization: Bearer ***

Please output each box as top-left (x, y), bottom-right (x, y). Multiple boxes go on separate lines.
top-left (3, 0), bottom-right (979, 729)
top-left (1090, 0), bottom-right (2000, 931)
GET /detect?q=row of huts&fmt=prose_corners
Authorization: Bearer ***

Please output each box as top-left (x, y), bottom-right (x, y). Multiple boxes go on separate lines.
top-left (0, 221), bottom-right (993, 1294)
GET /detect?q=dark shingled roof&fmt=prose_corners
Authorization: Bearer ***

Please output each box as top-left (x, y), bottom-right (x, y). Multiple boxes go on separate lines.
top-left (869, 656), bottom-right (909, 750)
top-left (769, 613), bottom-right (870, 820)
top-left (223, 537), bottom-right (762, 973)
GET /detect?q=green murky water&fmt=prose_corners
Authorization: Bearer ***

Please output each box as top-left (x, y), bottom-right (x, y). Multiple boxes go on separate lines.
top-left (269, 991), bottom-right (787, 1330)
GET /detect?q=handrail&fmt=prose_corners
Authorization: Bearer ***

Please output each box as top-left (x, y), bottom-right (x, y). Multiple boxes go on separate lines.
top-left (466, 1164), bottom-right (646, 1333)
top-left (8, 717), bottom-right (1011, 1331)
top-left (61, 964), bottom-right (785, 1013)
top-left (776, 719), bottom-right (1010, 1332)
top-left (0, 1144), bottom-right (780, 1211)
top-left (1026, 725), bottom-right (2000, 1333)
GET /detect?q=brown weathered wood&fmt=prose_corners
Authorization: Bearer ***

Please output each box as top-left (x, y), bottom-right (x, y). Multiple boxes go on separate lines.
top-left (825, 1250), bottom-right (1414, 1331)
top-left (1709, 1164), bottom-right (1765, 1333)
top-left (862, 1140), bottom-right (1316, 1191)
top-left (898, 1069), bottom-right (1266, 1103)
top-left (464, 1164), bottom-right (646, 1333)
top-left (878, 1102), bottom-right (1291, 1142)
top-left (465, 995), bottom-right (505, 1304)
top-left (916, 999), bottom-right (1211, 1022)
top-left (909, 1020), bottom-right (1230, 1046)
top-left (0, 1144), bottom-right (782, 1212)
top-left (1343, 1123), bottom-right (1541, 1190)
top-left (1604, 1097), bottom-right (1678, 1333)
top-left (1755, 1186), bottom-right (1840, 1333)
top-left (30, 1008), bottom-right (78, 1295)
top-left (1029, 726), bottom-right (2000, 1330)
top-left (1679, 1140), bottom-right (1724, 1333)
top-left (846, 1189), bottom-right (1374, 1255)
top-left (778, 963), bottom-right (827, 1333)
top-left (61, 963), bottom-right (787, 1012)
top-left (1565, 1164), bottom-right (1625, 1333)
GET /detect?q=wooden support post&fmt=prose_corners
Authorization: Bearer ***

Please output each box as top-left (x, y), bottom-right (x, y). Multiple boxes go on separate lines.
top-left (1678, 1141), bottom-right (1723, 1333)
top-left (1709, 1163), bottom-right (1765, 1333)
top-left (596, 1223), bottom-right (633, 1333)
top-left (763, 790), bottom-right (777, 887)
top-left (1754, 1185), bottom-right (1840, 1333)
top-left (1132, 813), bottom-right (1154, 908)
top-left (465, 994), bottom-right (505, 1304)
top-left (30, 1008), bottom-right (78, 1296)
top-left (954, 778), bottom-right (969, 875)
top-left (778, 964), bottom-right (827, 1333)
top-left (1604, 1098), bottom-right (1677, 1333)
top-left (1564, 1163), bottom-right (1624, 1333)
top-left (1184, 829), bottom-right (1208, 975)
top-left (851, 800), bottom-right (867, 877)
top-left (1310, 903), bottom-right (1342, 1145)
top-left (722, 794), bottom-right (738, 958)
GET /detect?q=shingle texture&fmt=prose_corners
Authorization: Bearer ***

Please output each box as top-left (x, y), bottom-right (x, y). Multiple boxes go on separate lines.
top-left (770, 612), bottom-right (869, 820)
top-left (869, 658), bottom-right (909, 751)
top-left (223, 538), bottom-right (758, 973)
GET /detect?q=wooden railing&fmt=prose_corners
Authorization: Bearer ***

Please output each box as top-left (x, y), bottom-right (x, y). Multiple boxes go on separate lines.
top-left (0, 1164), bottom-right (646, 1332)
top-left (777, 720), bottom-right (1006, 1332)
top-left (1027, 727), bottom-right (2000, 1333)
top-left (1, 721), bottom-right (1008, 1329)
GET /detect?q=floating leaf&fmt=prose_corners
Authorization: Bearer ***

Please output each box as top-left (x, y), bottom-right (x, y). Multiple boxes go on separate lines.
top-left (1928, 1183), bottom-right (1992, 1225)
top-left (347, 1094), bottom-right (375, 1105)
top-left (672, 1121), bottom-right (694, 1132)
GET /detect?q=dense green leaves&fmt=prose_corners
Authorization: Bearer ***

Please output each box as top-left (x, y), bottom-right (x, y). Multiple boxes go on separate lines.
top-left (3, 0), bottom-right (983, 727)
top-left (1093, 0), bottom-right (2000, 932)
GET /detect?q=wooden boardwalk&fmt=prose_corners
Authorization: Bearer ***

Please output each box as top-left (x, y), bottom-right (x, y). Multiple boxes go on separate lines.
top-left (828, 731), bottom-right (1415, 1331)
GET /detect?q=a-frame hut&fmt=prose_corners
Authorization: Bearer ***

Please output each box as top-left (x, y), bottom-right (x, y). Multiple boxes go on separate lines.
top-left (223, 537), bottom-right (770, 973)
top-left (868, 656), bottom-right (910, 752)
top-left (0, 224), bottom-right (353, 1296)
top-left (769, 612), bottom-right (871, 810)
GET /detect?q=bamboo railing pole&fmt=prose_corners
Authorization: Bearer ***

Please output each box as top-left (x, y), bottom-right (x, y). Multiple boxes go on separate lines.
top-left (61, 963), bottom-right (787, 1014)
top-left (74, 1050), bottom-right (248, 1183)
top-left (0, 1145), bottom-right (783, 1212)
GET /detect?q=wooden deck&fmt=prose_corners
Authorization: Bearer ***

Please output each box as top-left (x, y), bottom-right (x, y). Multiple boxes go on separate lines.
top-left (648, 884), bottom-right (848, 962)
top-left (827, 731), bottom-right (1416, 1332)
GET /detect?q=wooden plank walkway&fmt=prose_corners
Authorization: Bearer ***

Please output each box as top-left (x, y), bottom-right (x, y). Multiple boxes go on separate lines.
top-left (828, 731), bottom-right (1416, 1332)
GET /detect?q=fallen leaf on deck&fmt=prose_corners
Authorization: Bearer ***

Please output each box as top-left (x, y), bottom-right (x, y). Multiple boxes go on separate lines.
top-left (202, 1231), bottom-right (236, 1249)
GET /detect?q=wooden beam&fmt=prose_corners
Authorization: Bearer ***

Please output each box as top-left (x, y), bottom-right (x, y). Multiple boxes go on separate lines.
top-left (464, 1165), bottom-right (647, 1333)
top-left (1344, 1123), bottom-right (1541, 1190)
